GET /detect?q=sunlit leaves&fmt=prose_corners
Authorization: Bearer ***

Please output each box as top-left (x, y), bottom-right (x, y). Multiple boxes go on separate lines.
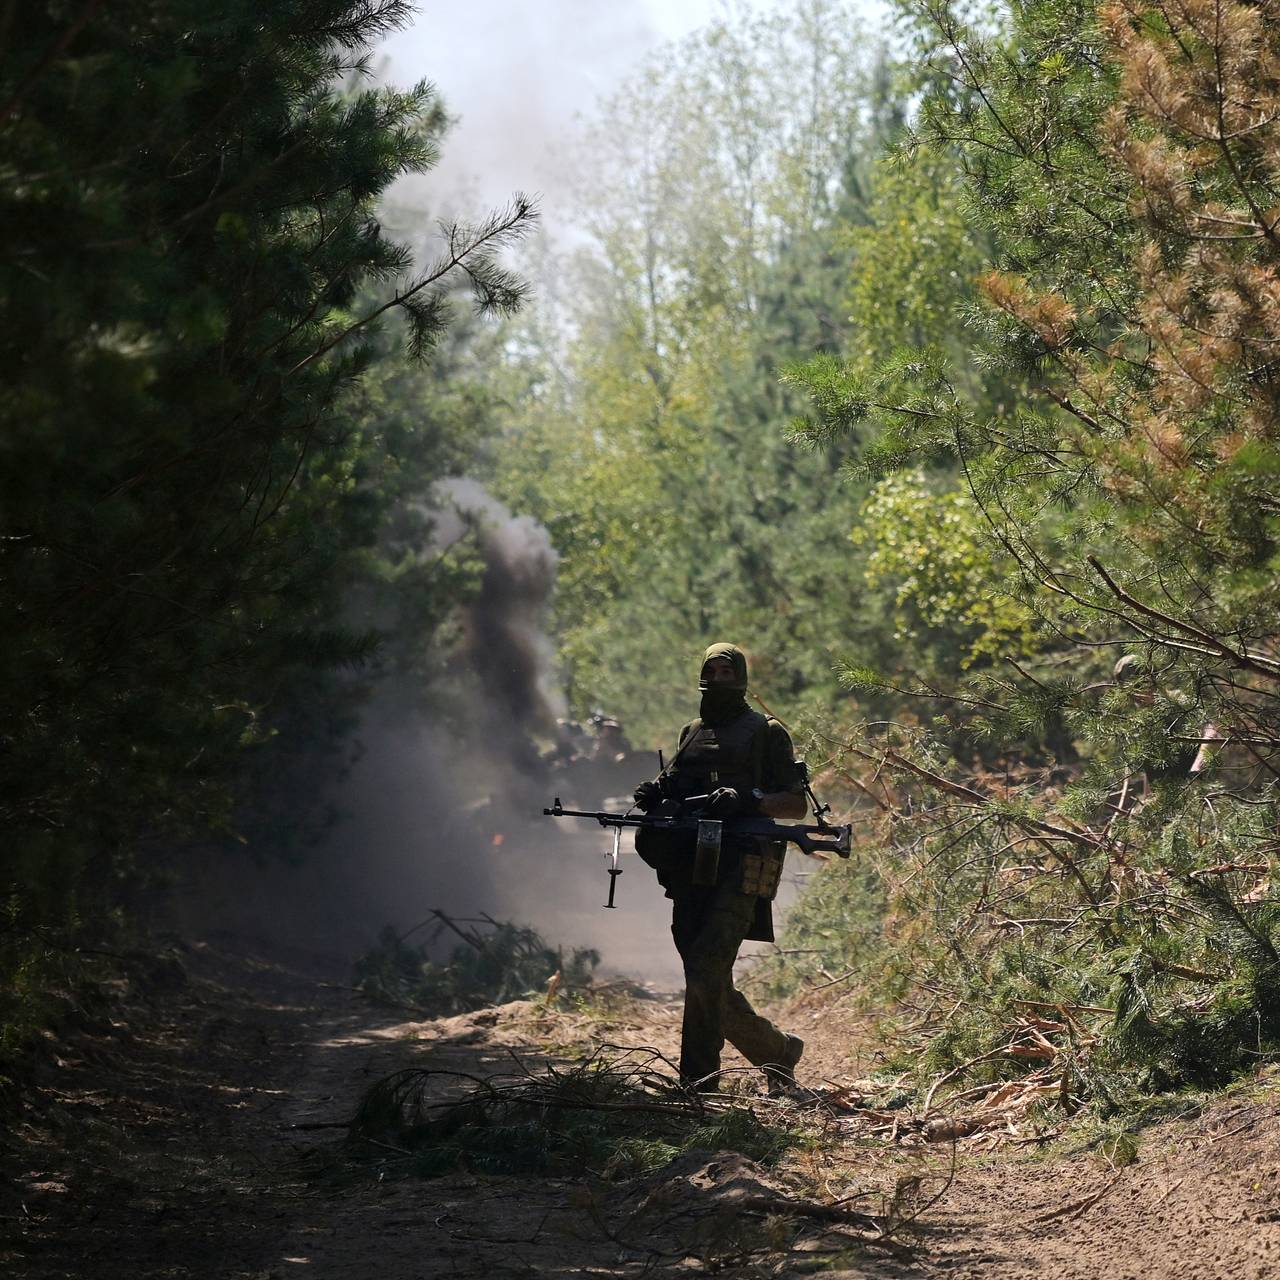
top-left (853, 469), bottom-right (1040, 667)
top-left (488, 1), bottom-right (884, 743)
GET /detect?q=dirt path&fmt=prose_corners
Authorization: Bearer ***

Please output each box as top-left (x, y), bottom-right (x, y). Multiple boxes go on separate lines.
top-left (3, 940), bottom-right (1280, 1278)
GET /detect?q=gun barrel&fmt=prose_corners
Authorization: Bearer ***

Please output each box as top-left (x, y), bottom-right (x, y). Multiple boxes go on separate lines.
top-left (542, 805), bottom-right (647, 826)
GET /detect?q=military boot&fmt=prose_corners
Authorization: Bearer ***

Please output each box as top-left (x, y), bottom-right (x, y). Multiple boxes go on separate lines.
top-left (762, 1033), bottom-right (804, 1096)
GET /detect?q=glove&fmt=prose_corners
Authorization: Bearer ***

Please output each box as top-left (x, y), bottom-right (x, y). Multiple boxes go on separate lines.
top-left (705, 786), bottom-right (746, 819)
top-left (633, 779), bottom-right (665, 813)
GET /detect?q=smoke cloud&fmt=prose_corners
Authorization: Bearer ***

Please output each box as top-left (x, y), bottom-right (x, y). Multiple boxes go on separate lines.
top-left (168, 481), bottom-right (683, 984)
top-left (447, 478), bottom-right (566, 754)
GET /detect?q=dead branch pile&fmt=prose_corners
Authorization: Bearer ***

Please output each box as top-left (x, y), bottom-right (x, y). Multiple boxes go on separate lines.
top-left (350, 1046), bottom-right (932, 1260)
top-left (350, 1044), bottom-right (821, 1178)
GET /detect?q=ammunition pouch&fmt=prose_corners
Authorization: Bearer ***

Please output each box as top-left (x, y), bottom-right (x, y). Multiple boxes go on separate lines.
top-left (740, 845), bottom-right (784, 900)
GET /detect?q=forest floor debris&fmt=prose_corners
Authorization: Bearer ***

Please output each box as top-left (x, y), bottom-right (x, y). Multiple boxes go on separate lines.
top-left (352, 911), bottom-right (603, 1015)
top-left (3, 935), bottom-right (1280, 1278)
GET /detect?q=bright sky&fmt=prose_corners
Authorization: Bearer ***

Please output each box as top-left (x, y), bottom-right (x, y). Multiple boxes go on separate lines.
top-left (378, 0), bottom-right (872, 234)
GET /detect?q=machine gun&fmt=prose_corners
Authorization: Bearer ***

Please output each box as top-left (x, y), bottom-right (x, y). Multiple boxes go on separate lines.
top-left (542, 779), bottom-right (852, 909)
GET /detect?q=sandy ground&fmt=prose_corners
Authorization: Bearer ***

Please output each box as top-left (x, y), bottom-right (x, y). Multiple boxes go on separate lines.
top-left (3, 939), bottom-right (1280, 1278)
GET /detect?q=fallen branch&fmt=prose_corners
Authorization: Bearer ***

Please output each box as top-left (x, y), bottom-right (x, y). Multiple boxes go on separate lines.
top-left (735, 1194), bottom-right (882, 1232)
top-left (1030, 1168), bottom-right (1125, 1225)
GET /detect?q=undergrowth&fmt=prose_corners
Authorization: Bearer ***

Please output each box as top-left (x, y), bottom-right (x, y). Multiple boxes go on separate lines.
top-left (765, 776), bottom-right (1280, 1121)
top-left (0, 906), bottom-right (141, 1091)
top-left (755, 858), bottom-right (894, 1004)
top-left (353, 912), bottom-right (600, 1014)
top-left (351, 1047), bottom-right (814, 1179)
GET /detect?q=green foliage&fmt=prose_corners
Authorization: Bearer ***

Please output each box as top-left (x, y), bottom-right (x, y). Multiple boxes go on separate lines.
top-left (853, 469), bottom-right (1040, 669)
top-left (488, 0), bottom-right (888, 744)
top-left (353, 917), bottom-right (600, 1015)
top-left (2, 1), bottom-right (531, 839)
top-left (0, 914), bottom-right (101, 1080)
top-left (1, 3), bottom-right (533, 1040)
top-left (1093, 1128), bottom-right (1140, 1169)
top-left (757, 857), bottom-right (894, 1003)
top-left (842, 144), bottom-right (994, 396)
top-left (764, 0), bottom-right (1280, 1110)
top-left (478, 6), bottom-right (1027, 782)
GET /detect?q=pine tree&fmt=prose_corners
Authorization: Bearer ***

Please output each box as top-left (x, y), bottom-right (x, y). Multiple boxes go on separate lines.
top-left (781, 0), bottom-right (1280, 1099)
top-left (0, 3), bottom-right (535, 999)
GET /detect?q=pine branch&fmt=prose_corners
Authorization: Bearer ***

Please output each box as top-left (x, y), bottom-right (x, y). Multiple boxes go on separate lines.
top-left (1087, 558), bottom-right (1280, 681)
top-left (286, 194), bottom-right (539, 374)
top-left (0, 0), bottom-right (106, 127)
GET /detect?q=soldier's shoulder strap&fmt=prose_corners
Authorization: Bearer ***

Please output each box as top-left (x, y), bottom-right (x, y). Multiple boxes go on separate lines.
top-left (660, 719), bottom-right (702, 781)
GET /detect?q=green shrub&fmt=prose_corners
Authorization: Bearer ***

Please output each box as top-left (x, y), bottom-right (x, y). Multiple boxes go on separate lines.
top-left (353, 915), bottom-right (599, 1014)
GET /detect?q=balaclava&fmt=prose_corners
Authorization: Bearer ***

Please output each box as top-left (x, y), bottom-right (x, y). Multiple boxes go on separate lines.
top-left (698, 641), bottom-right (750, 727)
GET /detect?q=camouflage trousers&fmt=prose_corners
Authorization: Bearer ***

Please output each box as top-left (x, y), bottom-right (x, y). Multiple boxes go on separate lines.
top-left (670, 876), bottom-right (790, 1086)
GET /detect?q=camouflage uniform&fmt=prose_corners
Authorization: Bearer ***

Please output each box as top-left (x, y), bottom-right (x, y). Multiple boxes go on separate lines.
top-left (640, 643), bottom-right (804, 1087)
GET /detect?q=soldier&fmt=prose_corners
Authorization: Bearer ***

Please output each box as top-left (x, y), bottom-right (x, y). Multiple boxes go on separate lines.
top-left (632, 642), bottom-right (807, 1093)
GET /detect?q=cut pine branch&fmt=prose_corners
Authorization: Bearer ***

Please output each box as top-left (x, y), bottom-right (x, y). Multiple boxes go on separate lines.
top-left (844, 746), bottom-right (1105, 903)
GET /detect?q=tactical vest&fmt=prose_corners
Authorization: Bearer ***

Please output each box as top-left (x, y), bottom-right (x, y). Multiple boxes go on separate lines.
top-left (667, 708), bottom-right (771, 801)
top-left (636, 707), bottom-right (784, 942)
